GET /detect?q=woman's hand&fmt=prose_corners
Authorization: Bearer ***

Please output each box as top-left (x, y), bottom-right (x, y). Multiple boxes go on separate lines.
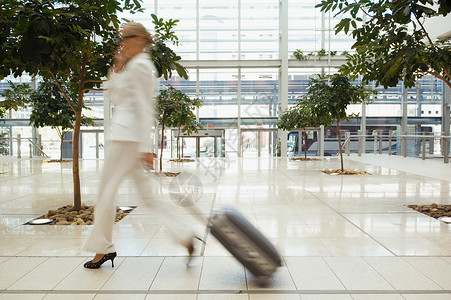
top-left (141, 152), bottom-right (156, 170)
top-left (113, 52), bottom-right (129, 73)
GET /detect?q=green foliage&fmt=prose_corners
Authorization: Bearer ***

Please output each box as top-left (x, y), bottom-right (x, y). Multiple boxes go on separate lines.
top-left (149, 15), bottom-right (188, 80)
top-left (317, 48), bottom-right (327, 57)
top-left (29, 78), bottom-right (94, 131)
top-left (293, 49), bottom-right (342, 61)
top-left (0, 81), bottom-right (33, 118)
top-left (151, 14), bottom-right (180, 46)
top-left (30, 77), bottom-right (95, 161)
top-left (2, 78), bottom-right (94, 160)
top-left (307, 74), bottom-right (372, 125)
top-left (150, 40), bottom-right (187, 80)
top-left (293, 49), bottom-right (307, 60)
top-left (0, 2), bottom-right (187, 87)
top-left (277, 102), bottom-right (322, 158)
top-left (276, 102), bottom-right (321, 132)
top-left (0, 0), bottom-right (140, 210)
top-left (1, 0), bottom-right (188, 209)
top-left (157, 86), bottom-right (203, 167)
top-left (0, 0), bottom-right (132, 85)
top-left (276, 108), bottom-right (300, 131)
top-left (316, 0), bottom-right (451, 88)
top-left (158, 86), bottom-right (202, 131)
top-left (277, 74), bottom-right (371, 162)
top-left (306, 73), bottom-right (373, 170)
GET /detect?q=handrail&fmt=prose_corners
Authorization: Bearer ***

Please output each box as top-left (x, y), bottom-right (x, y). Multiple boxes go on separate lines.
top-left (26, 138), bottom-right (50, 158)
top-left (329, 132), bottom-right (450, 163)
top-left (0, 136), bottom-right (50, 158)
top-left (337, 134), bottom-right (352, 156)
top-left (351, 134), bottom-right (451, 139)
top-left (341, 135), bottom-right (352, 148)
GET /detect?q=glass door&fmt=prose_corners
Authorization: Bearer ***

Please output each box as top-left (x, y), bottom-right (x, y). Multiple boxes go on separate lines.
top-left (171, 129), bottom-right (225, 158)
top-left (80, 131), bottom-right (104, 159)
top-left (241, 129), bottom-right (277, 158)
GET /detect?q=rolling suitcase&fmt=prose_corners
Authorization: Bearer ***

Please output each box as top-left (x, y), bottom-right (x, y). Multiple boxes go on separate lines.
top-left (208, 206), bottom-right (282, 280)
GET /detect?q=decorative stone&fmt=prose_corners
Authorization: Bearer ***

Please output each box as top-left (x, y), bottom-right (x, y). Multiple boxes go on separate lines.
top-left (28, 205), bottom-right (134, 226)
top-left (291, 158), bottom-right (321, 161)
top-left (322, 169), bottom-right (370, 175)
top-left (407, 204), bottom-right (451, 223)
top-left (56, 221), bottom-right (71, 225)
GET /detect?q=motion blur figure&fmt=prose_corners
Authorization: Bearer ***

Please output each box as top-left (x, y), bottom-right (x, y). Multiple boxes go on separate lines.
top-left (82, 22), bottom-right (196, 269)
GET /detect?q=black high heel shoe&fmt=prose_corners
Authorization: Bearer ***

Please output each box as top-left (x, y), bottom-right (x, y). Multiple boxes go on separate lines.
top-left (186, 237), bottom-right (205, 267)
top-left (84, 252), bottom-right (117, 269)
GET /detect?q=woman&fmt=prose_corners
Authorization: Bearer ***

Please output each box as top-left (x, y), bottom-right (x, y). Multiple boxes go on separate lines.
top-left (82, 22), bottom-right (196, 269)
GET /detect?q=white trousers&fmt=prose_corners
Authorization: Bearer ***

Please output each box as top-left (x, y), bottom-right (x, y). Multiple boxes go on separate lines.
top-left (82, 141), bottom-right (193, 254)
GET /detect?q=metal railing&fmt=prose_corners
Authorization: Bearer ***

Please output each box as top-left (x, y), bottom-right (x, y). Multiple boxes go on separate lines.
top-left (0, 134), bottom-right (49, 158)
top-left (340, 132), bottom-right (451, 163)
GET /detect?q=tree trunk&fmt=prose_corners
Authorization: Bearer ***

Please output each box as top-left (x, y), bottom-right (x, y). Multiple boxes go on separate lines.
top-left (303, 128), bottom-right (307, 159)
top-left (72, 110), bottom-right (82, 211)
top-left (71, 38), bottom-right (91, 211)
top-left (298, 130), bottom-right (303, 158)
top-left (160, 124), bottom-right (165, 172)
top-left (177, 126), bottom-right (181, 159)
top-left (48, 39), bottom-right (88, 212)
top-left (336, 121), bottom-right (344, 171)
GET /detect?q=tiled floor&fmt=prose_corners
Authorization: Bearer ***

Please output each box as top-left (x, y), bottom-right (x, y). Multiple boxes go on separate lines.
top-left (1, 154), bottom-right (451, 299)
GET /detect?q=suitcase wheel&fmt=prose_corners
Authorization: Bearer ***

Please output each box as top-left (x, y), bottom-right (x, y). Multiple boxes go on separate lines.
top-left (253, 275), bottom-right (272, 287)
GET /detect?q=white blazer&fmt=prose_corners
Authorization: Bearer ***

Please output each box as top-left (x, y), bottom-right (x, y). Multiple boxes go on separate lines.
top-left (105, 52), bottom-right (158, 153)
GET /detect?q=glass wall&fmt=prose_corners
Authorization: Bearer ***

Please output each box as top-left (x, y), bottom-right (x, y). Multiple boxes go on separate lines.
top-left (241, 0), bottom-right (279, 59)
top-left (241, 68), bottom-right (278, 118)
top-left (198, 69), bottom-right (239, 118)
top-left (288, 0), bottom-right (322, 53)
top-left (0, 0), bottom-right (447, 159)
top-left (158, 1), bottom-right (197, 59)
top-left (199, 1), bottom-right (239, 60)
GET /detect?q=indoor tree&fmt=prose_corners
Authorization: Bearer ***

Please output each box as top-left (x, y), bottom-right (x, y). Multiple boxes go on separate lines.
top-left (1, 0), bottom-right (188, 211)
top-left (0, 81), bottom-right (33, 118)
top-left (29, 77), bottom-right (95, 161)
top-left (1, 0), bottom-right (142, 211)
top-left (276, 102), bottom-right (321, 159)
top-left (316, 0), bottom-right (451, 88)
top-left (307, 73), bottom-right (372, 171)
top-left (157, 85), bottom-right (202, 171)
top-left (1, 78), bottom-right (94, 161)
top-left (150, 14), bottom-right (188, 80)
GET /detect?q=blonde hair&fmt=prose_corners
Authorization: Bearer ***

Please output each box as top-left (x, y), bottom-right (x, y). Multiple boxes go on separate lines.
top-left (121, 22), bottom-right (154, 46)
